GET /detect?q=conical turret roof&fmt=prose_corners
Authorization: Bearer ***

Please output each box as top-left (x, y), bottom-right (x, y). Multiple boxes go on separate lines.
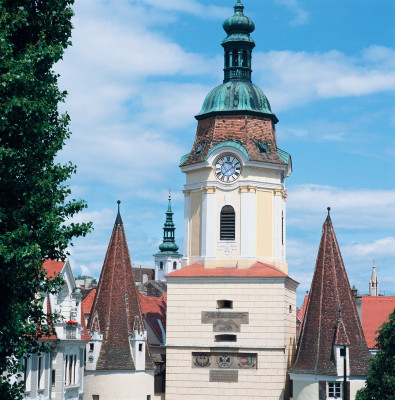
top-left (88, 201), bottom-right (153, 370)
top-left (290, 209), bottom-right (370, 376)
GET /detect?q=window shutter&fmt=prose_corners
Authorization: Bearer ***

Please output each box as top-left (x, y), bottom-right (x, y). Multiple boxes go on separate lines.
top-left (319, 381), bottom-right (327, 400)
top-left (220, 205), bottom-right (235, 240)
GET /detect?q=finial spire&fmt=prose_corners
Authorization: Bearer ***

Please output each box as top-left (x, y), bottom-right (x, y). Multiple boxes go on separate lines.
top-left (168, 188), bottom-right (171, 200)
top-left (115, 200), bottom-right (123, 226)
top-left (326, 207), bottom-right (331, 222)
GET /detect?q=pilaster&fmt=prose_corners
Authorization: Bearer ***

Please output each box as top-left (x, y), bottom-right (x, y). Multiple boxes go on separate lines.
top-left (240, 186), bottom-right (257, 259)
top-left (201, 186), bottom-right (216, 260)
top-left (183, 190), bottom-right (191, 263)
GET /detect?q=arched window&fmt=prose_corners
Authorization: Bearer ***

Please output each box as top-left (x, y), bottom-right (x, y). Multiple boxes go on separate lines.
top-left (242, 50), bottom-right (248, 66)
top-left (232, 50), bottom-right (238, 66)
top-left (225, 51), bottom-right (230, 68)
top-left (173, 261), bottom-right (177, 270)
top-left (159, 261), bottom-right (164, 270)
top-left (220, 205), bottom-right (235, 240)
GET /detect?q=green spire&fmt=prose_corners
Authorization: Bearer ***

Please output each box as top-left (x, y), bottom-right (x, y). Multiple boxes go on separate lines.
top-left (157, 189), bottom-right (180, 254)
top-left (222, 0), bottom-right (255, 83)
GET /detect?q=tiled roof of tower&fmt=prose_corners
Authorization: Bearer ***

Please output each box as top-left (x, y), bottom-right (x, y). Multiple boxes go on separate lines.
top-left (87, 204), bottom-right (154, 371)
top-left (361, 295), bottom-right (395, 349)
top-left (290, 211), bottom-right (370, 376)
top-left (82, 289), bottom-right (96, 315)
top-left (181, 115), bottom-right (289, 167)
top-left (166, 262), bottom-right (289, 278)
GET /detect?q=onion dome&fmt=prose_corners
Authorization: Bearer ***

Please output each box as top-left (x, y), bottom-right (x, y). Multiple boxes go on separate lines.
top-left (196, 80), bottom-right (277, 122)
top-left (223, 0), bottom-right (255, 37)
top-left (195, 0), bottom-right (278, 123)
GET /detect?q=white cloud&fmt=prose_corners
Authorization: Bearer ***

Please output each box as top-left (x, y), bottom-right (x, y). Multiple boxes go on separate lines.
top-left (287, 184), bottom-right (395, 230)
top-left (275, 0), bottom-right (310, 26)
top-left (254, 47), bottom-right (395, 111)
top-left (344, 237), bottom-right (395, 259)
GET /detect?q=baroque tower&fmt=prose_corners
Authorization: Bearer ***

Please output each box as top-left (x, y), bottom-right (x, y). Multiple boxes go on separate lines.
top-left (180, 0), bottom-right (291, 272)
top-left (166, 3), bottom-right (297, 399)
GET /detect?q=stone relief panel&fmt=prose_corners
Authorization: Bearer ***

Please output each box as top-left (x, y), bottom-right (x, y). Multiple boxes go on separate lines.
top-left (192, 352), bottom-right (257, 370)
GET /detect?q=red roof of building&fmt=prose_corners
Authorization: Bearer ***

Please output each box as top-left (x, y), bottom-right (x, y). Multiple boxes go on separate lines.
top-left (82, 289), bottom-right (96, 315)
top-left (297, 294), bottom-right (309, 327)
top-left (138, 293), bottom-right (167, 343)
top-left (87, 208), bottom-right (154, 371)
top-left (43, 259), bottom-right (65, 278)
top-left (166, 261), bottom-right (288, 278)
top-left (290, 213), bottom-right (370, 376)
top-left (361, 295), bottom-right (395, 349)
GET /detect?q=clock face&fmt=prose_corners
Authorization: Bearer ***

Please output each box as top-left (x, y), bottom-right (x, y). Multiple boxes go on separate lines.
top-left (215, 155), bottom-right (241, 182)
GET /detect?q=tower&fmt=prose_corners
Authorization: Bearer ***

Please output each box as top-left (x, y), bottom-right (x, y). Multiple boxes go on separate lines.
top-left (289, 209), bottom-right (370, 400)
top-left (84, 201), bottom-right (155, 400)
top-left (369, 263), bottom-right (378, 296)
top-left (166, 3), bottom-right (297, 399)
top-left (180, 0), bottom-right (291, 273)
top-left (154, 190), bottom-right (182, 281)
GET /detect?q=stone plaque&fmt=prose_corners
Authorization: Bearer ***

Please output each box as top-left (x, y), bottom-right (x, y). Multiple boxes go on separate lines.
top-left (192, 352), bottom-right (257, 370)
top-left (201, 311), bottom-right (249, 332)
top-left (210, 370), bottom-right (238, 382)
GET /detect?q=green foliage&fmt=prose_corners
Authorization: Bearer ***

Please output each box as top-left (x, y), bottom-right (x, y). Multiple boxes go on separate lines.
top-left (356, 307), bottom-right (395, 400)
top-left (0, 0), bottom-right (92, 398)
top-left (75, 275), bottom-right (98, 284)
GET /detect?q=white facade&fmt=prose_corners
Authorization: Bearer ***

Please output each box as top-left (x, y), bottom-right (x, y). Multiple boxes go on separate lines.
top-left (154, 255), bottom-right (182, 281)
top-left (21, 260), bottom-right (87, 400)
top-left (181, 144), bottom-right (290, 272)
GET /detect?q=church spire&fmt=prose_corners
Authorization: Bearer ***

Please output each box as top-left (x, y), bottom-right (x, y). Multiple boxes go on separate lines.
top-left (290, 209), bottom-right (370, 376)
top-left (369, 262), bottom-right (379, 296)
top-left (222, 0), bottom-right (255, 83)
top-left (157, 189), bottom-right (180, 254)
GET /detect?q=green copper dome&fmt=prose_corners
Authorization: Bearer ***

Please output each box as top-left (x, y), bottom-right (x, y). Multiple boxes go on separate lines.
top-left (195, 0), bottom-right (278, 123)
top-left (196, 81), bottom-right (277, 122)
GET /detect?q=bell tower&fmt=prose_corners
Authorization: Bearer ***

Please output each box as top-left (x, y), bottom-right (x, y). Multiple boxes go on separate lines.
top-left (180, 0), bottom-right (291, 273)
top-left (166, 3), bottom-right (297, 400)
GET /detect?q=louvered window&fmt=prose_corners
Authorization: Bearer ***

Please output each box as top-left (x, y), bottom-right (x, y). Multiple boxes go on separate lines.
top-left (220, 205), bottom-right (235, 240)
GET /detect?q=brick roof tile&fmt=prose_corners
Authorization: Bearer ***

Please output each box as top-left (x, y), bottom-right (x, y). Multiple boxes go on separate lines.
top-left (87, 215), bottom-right (154, 370)
top-left (165, 261), bottom-right (288, 278)
top-left (290, 216), bottom-right (370, 376)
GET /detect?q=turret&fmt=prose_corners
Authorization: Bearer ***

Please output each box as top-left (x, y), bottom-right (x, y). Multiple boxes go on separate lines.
top-left (129, 316), bottom-right (147, 371)
top-left (369, 262), bottom-right (379, 296)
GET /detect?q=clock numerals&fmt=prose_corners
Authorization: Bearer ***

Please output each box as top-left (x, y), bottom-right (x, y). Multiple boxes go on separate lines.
top-left (215, 155), bottom-right (241, 183)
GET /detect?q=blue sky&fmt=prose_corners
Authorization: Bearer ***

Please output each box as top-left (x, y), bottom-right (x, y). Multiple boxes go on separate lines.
top-left (57, 0), bottom-right (395, 305)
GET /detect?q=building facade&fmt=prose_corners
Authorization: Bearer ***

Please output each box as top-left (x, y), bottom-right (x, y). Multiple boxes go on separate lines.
top-left (165, 2), bottom-right (297, 399)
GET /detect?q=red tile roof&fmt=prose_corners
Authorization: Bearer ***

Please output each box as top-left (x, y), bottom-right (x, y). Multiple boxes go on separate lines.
top-left (297, 294), bottom-right (309, 328)
top-left (43, 259), bottom-right (65, 278)
top-left (166, 261), bottom-right (288, 278)
top-left (361, 295), bottom-right (395, 349)
top-left (138, 293), bottom-right (167, 343)
top-left (87, 212), bottom-right (154, 371)
top-left (290, 214), bottom-right (370, 376)
top-left (82, 289), bottom-right (96, 315)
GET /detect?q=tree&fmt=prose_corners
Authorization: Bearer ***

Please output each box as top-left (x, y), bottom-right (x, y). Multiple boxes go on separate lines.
top-left (75, 275), bottom-right (98, 284)
top-left (356, 307), bottom-right (395, 400)
top-left (0, 1), bottom-right (91, 398)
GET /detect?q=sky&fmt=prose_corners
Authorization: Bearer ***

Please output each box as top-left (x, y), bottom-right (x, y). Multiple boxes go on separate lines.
top-left (56, 0), bottom-right (395, 306)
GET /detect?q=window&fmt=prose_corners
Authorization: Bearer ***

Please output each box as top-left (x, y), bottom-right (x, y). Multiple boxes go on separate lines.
top-left (217, 300), bottom-right (233, 309)
top-left (215, 334), bottom-right (237, 342)
top-left (159, 262), bottom-right (164, 270)
top-left (289, 305), bottom-right (292, 313)
top-left (242, 50), bottom-right (248, 66)
top-left (139, 343), bottom-right (143, 352)
top-left (147, 396), bottom-right (151, 400)
top-left (52, 369), bottom-right (56, 387)
top-left (328, 382), bottom-right (341, 398)
top-left (289, 379), bottom-right (293, 398)
top-left (65, 354), bottom-right (77, 386)
top-left (340, 347), bottom-right (346, 357)
top-left (232, 50), bottom-right (238, 66)
top-left (89, 342), bottom-right (94, 352)
top-left (37, 355), bottom-right (44, 390)
top-left (22, 356), bottom-right (31, 392)
top-left (173, 261), bottom-right (177, 270)
top-left (220, 205), bottom-right (235, 240)
top-left (92, 396), bottom-right (100, 400)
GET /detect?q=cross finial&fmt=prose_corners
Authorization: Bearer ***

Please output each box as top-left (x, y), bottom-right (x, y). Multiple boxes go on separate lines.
top-left (117, 200), bottom-right (121, 211)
